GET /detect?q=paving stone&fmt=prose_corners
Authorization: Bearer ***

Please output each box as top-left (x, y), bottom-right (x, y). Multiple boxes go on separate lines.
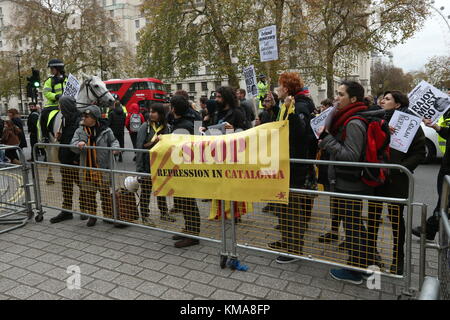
top-left (28, 292), bottom-right (61, 300)
top-left (10, 257), bottom-right (40, 269)
top-left (136, 269), bottom-right (166, 282)
top-left (311, 278), bottom-right (344, 293)
top-left (138, 259), bottom-right (167, 271)
top-left (91, 269), bottom-right (121, 282)
top-left (136, 294), bottom-right (160, 300)
top-left (159, 275), bottom-right (190, 289)
top-left (41, 244), bottom-right (67, 255)
top-left (85, 279), bottom-right (117, 295)
top-left (36, 252), bottom-right (63, 264)
top-left (2, 267), bottom-right (30, 280)
top-left (108, 287), bottom-right (141, 300)
top-left (180, 250), bottom-right (208, 261)
top-left (77, 253), bottom-right (103, 264)
top-left (85, 293), bottom-right (114, 300)
top-left (229, 271), bottom-right (259, 283)
top-left (0, 278), bottom-right (18, 292)
top-left (117, 254), bottom-right (145, 265)
top-left (139, 249), bottom-right (166, 260)
top-left (63, 241), bottom-right (90, 251)
top-left (58, 288), bottom-right (92, 300)
top-left (269, 260), bottom-right (301, 272)
top-left (342, 284), bottom-right (381, 300)
top-left (45, 267), bottom-right (68, 280)
top-left (286, 283), bottom-right (321, 299)
top-left (121, 245), bottom-right (146, 255)
top-left (37, 278), bottom-right (68, 294)
top-left (163, 264), bottom-right (190, 277)
top-left (20, 248), bottom-right (46, 259)
top-left (237, 283), bottom-right (270, 298)
top-left (115, 263), bottom-right (143, 276)
top-left (0, 262), bottom-right (13, 272)
top-left (100, 248), bottom-right (127, 260)
top-left (17, 272), bottom-right (48, 286)
top-left (297, 265), bottom-right (329, 278)
top-left (279, 271), bottom-right (312, 285)
top-left (380, 293), bottom-right (398, 300)
top-left (82, 245), bottom-right (108, 255)
top-left (183, 282), bottom-right (216, 298)
top-left (27, 261), bottom-right (55, 274)
top-left (136, 282), bottom-right (169, 297)
top-left (266, 290), bottom-right (303, 300)
top-left (255, 275), bottom-right (289, 291)
top-left (160, 254), bottom-right (186, 266)
top-left (2, 252), bottom-right (20, 263)
top-left (4, 244), bottom-right (30, 254)
top-left (209, 276), bottom-right (241, 291)
top-left (5, 285), bottom-right (39, 299)
top-left (95, 258), bottom-right (122, 270)
top-left (320, 290), bottom-right (356, 300)
top-left (161, 289), bottom-right (194, 300)
top-left (140, 242), bottom-right (165, 251)
top-left (112, 274), bottom-right (145, 290)
top-left (210, 289), bottom-right (245, 300)
top-left (203, 265), bottom-right (234, 277)
top-left (181, 259), bottom-right (209, 271)
top-left (253, 265), bottom-right (283, 278)
top-left (184, 270), bottom-right (215, 284)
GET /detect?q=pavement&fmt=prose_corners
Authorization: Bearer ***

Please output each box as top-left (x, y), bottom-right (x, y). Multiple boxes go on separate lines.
top-left (0, 131), bottom-right (442, 300)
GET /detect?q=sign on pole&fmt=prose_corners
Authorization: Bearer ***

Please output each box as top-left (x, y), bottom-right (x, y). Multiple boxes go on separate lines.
top-left (258, 25), bottom-right (278, 62)
top-left (63, 74), bottom-right (80, 99)
top-left (243, 65), bottom-right (258, 97)
top-left (310, 107), bottom-right (336, 139)
top-left (408, 80), bottom-right (450, 124)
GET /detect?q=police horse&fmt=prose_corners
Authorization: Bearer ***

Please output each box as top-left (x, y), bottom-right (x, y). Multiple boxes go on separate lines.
top-left (42, 74), bottom-right (114, 185)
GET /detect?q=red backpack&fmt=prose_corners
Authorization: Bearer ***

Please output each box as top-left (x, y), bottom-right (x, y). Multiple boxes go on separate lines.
top-left (343, 113), bottom-right (391, 187)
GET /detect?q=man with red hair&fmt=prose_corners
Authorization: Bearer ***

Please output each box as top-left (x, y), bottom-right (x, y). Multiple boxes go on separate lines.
top-left (268, 72), bottom-right (316, 264)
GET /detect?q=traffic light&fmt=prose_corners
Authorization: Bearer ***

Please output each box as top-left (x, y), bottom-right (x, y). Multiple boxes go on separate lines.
top-left (26, 68), bottom-right (40, 102)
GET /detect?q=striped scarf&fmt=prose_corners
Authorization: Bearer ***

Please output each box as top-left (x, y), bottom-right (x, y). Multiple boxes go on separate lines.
top-left (83, 126), bottom-right (101, 183)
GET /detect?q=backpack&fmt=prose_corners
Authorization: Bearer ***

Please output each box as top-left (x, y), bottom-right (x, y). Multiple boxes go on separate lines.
top-left (129, 113), bottom-right (142, 133)
top-left (343, 113), bottom-right (391, 187)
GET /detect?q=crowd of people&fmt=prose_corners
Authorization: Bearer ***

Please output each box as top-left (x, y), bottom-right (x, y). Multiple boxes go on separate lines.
top-left (2, 58), bottom-right (449, 285)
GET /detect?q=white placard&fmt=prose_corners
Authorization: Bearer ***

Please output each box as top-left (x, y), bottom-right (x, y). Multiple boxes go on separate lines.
top-left (310, 107), bottom-right (335, 139)
top-left (408, 80), bottom-right (450, 124)
top-left (258, 25), bottom-right (278, 62)
top-left (63, 74), bottom-right (80, 99)
top-left (389, 110), bottom-right (422, 153)
top-left (243, 65), bottom-right (258, 97)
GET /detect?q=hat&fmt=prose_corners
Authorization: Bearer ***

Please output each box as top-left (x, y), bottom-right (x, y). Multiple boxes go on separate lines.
top-left (258, 74), bottom-right (266, 79)
top-left (83, 105), bottom-right (101, 120)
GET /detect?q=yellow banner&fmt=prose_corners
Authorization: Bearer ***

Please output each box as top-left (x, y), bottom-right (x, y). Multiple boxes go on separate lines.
top-left (150, 121), bottom-right (290, 204)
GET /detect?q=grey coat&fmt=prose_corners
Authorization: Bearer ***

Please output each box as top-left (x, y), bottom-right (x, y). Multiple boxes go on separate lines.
top-left (319, 119), bottom-right (368, 192)
top-left (71, 124), bottom-right (120, 170)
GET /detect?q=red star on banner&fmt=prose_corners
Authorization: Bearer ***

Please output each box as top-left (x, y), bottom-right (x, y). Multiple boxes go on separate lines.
top-left (276, 192), bottom-right (287, 200)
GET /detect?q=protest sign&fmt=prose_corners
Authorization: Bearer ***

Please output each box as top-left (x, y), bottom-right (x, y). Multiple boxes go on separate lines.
top-left (408, 80), bottom-right (450, 124)
top-left (243, 65), bottom-right (258, 97)
top-left (258, 25), bottom-right (278, 62)
top-left (63, 74), bottom-right (80, 98)
top-left (310, 107), bottom-right (335, 139)
top-left (151, 121), bottom-right (290, 204)
top-left (389, 110), bottom-right (422, 153)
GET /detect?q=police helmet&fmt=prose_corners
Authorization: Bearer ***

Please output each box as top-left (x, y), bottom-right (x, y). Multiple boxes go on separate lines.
top-left (48, 59), bottom-right (65, 68)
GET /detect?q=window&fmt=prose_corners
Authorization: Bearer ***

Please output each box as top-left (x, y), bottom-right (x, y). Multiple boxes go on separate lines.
top-left (177, 83), bottom-right (182, 90)
top-left (0, 40), bottom-right (2, 48)
top-left (19, 40), bottom-right (22, 47)
top-left (165, 84), bottom-right (171, 92)
top-left (109, 10), bottom-right (114, 17)
top-left (189, 83), bottom-right (196, 92)
top-left (201, 82), bottom-right (208, 91)
top-left (214, 81), bottom-right (221, 89)
top-left (105, 83), bottom-right (122, 92)
top-left (205, 66), bottom-right (211, 74)
top-left (135, 20), bottom-right (140, 28)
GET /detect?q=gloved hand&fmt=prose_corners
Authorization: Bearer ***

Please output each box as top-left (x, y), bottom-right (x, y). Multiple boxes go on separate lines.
top-left (55, 94), bottom-right (61, 101)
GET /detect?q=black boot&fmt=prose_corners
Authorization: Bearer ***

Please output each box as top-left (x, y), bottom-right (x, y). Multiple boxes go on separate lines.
top-left (87, 217), bottom-right (97, 227)
top-left (118, 153), bottom-right (123, 162)
top-left (50, 211), bottom-right (73, 224)
top-left (412, 214), bottom-right (439, 241)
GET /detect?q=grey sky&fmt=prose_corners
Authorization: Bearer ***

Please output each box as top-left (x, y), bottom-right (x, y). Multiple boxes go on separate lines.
top-left (391, 0), bottom-right (450, 72)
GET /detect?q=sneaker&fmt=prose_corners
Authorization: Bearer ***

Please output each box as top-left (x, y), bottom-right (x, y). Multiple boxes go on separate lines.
top-left (80, 215), bottom-right (88, 221)
top-left (318, 232), bottom-right (338, 244)
top-left (412, 226), bottom-right (436, 242)
top-left (172, 234), bottom-right (186, 241)
top-left (276, 256), bottom-right (300, 264)
top-left (86, 217), bottom-right (97, 227)
top-left (268, 241), bottom-right (288, 251)
top-left (175, 238), bottom-right (199, 248)
top-left (330, 268), bottom-right (363, 285)
top-left (160, 214), bottom-right (176, 222)
top-left (50, 211), bottom-right (73, 224)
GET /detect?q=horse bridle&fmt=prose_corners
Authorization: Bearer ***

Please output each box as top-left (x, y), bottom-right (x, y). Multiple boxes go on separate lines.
top-left (76, 78), bottom-right (110, 106)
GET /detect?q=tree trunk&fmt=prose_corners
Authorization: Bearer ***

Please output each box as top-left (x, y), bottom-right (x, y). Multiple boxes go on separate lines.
top-left (326, 55), bottom-right (335, 100)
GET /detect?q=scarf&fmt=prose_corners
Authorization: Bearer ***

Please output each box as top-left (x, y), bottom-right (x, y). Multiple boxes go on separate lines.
top-left (83, 126), bottom-right (101, 183)
top-left (329, 102), bottom-right (368, 135)
top-left (277, 100), bottom-right (295, 121)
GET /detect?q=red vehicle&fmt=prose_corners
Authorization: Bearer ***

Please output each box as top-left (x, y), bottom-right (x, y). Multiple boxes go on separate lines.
top-left (104, 78), bottom-right (167, 112)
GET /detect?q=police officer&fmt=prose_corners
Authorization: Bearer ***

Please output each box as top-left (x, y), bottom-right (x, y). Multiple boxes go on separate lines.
top-left (256, 74), bottom-right (270, 110)
top-left (40, 58), bottom-right (68, 142)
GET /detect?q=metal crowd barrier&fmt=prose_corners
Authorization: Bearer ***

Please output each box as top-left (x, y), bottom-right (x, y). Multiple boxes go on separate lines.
top-left (0, 145), bottom-right (34, 234)
top-left (417, 175), bottom-right (450, 300)
top-left (33, 143), bottom-right (422, 296)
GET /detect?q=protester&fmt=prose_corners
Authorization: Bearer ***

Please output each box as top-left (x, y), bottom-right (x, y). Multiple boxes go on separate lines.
top-left (71, 105), bottom-right (120, 227)
top-left (136, 103), bottom-right (175, 225)
top-left (256, 74), bottom-right (270, 110)
top-left (202, 99), bottom-right (218, 128)
top-left (108, 95), bottom-right (126, 162)
top-left (169, 95), bottom-right (201, 248)
top-left (27, 103), bottom-right (40, 161)
top-left (320, 98), bottom-right (334, 113)
top-left (256, 93), bottom-right (279, 126)
top-left (318, 80), bottom-right (372, 283)
top-left (268, 72), bottom-right (314, 264)
top-left (7, 109), bottom-right (27, 151)
top-left (366, 90), bottom-right (426, 275)
top-left (213, 86), bottom-right (247, 131)
top-left (50, 96), bottom-right (84, 224)
top-left (2, 120), bottom-right (21, 164)
top-left (125, 102), bottom-right (145, 160)
top-left (199, 96), bottom-right (208, 120)
top-left (236, 88), bottom-right (256, 129)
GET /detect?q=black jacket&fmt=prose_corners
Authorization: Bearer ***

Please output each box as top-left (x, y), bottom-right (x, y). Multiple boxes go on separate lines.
top-left (136, 122), bottom-right (170, 173)
top-left (27, 111), bottom-right (40, 139)
top-left (12, 117), bottom-right (27, 149)
top-left (239, 98), bottom-right (255, 128)
top-left (108, 103), bottom-right (126, 137)
top-left (215, 107), bottom-right (247, 131)
top-left (58, 96), bottom-right (82, 165)
top-left (172, 110), bottom-right (198, 135)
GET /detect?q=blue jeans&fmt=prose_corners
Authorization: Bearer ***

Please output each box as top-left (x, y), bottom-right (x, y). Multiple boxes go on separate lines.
top-left (0, 150), bottom-right (5, 162)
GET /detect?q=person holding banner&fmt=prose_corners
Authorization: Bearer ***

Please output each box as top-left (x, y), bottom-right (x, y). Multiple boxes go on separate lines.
top-left (367, 91), bottom-right (426, 275)
top-left (136, 103), bottom-right (174, 225)
top-left (268, 72), bottom-right (315, 264)
top-left (41, 59), bottom-right (68, 142)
